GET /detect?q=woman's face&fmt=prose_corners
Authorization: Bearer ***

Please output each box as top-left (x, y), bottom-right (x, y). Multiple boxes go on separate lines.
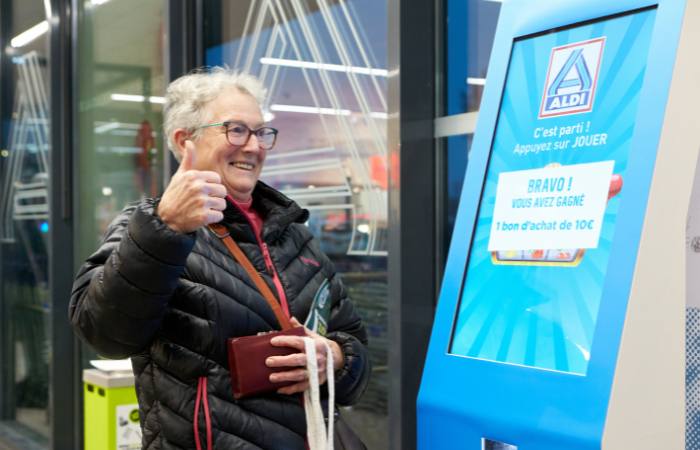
top-left (192, 87), bottom-right (266, 202)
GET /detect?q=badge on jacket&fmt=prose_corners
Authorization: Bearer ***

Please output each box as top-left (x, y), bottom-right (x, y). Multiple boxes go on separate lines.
top-left (304, 279), bottom-right (331, 336)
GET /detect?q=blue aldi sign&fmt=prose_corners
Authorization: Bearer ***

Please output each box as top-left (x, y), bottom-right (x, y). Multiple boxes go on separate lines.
top-left (539, 37), bottom-right (605, 118)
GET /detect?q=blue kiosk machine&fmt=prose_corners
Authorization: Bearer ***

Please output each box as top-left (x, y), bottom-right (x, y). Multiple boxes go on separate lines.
top-left (418, 0), bottom-right (700, 449)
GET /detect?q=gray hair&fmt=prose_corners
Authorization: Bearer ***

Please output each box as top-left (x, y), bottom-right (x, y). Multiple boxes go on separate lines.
top-left (163, 67), bottom-right (267, 160)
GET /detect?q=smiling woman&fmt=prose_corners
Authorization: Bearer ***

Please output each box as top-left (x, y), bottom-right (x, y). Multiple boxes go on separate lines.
top-left (70, 69), bottom-right (371, 450)
top-left (165, 75), bottom-right (270, 203)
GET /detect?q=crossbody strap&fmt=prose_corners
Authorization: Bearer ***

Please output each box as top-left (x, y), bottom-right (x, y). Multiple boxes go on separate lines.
top-left (209, 224), bottom-right (292, 330)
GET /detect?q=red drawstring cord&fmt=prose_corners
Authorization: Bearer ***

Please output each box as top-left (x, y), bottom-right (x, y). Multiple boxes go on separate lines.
top-left (202, 378), bottom-right (213, 450)
top-left (194, 377), bottom-right (213, 450)
top-left (194, 378), bottom-right (202, 450)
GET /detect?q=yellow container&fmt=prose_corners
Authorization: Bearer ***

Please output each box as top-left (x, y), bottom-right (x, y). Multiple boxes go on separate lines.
top-left (83, 368), bottom-right (140, 450)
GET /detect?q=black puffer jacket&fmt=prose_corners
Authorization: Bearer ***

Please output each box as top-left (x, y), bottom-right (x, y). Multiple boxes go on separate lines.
top-left (69, 182), bottom-right (370, 450)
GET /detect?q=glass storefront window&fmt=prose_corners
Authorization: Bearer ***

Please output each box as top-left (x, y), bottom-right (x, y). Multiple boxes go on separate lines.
top-left (204, 1), bottom-right (389, 447)
top-left (445, 0), bottom-right (501, 115)
top-left (0, 1), bottom-right (51, 446)
top-left (75, 0), bottom-right (166, 360)
top-left (75, 0), bottom-right (166, 265)
top-left (442, 0), bottom-right (502, 258)
top-left (443, 134), bottom-right (473, 250)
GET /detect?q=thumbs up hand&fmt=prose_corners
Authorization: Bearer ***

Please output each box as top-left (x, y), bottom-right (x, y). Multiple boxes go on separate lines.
top-left (157, 140), bottom-right (228, 233)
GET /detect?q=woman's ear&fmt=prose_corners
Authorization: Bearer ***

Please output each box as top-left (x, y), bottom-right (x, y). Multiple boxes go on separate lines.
top-left (172, 128), bottom-right (190, 160)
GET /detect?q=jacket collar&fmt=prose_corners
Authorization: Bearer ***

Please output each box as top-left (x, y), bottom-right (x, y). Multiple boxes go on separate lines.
top-left (221, 181), bottom-right (309, 243)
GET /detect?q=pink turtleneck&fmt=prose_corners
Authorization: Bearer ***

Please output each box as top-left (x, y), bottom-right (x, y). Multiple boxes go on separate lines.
top-left (228, 195), bottom-right (290, 318)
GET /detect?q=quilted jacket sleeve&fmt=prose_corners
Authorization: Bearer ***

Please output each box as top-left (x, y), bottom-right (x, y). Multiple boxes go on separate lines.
top-left (324, 270), bottom-right (372, 406)
top-left (69, 199), bottom-right (195, 358)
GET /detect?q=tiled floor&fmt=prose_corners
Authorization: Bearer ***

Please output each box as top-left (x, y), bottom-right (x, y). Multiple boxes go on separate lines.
top-left (342, 406), bottom-right (388, 450)
top-left (0, 421), bottom-right (47, 450)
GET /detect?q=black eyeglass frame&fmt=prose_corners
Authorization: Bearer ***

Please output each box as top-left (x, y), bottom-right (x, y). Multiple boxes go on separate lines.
top-left (197, 120), bottom-right (279, 150)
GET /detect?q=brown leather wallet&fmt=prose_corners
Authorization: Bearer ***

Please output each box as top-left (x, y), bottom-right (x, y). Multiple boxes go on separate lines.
top-left (209, 224), bottom-right (309, 400)
top-left (227, 326), bottom-right (306, 399)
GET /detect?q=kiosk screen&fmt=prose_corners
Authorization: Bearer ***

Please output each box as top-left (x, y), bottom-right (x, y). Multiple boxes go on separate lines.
top-left (449, 7), bottom-right (656, 375)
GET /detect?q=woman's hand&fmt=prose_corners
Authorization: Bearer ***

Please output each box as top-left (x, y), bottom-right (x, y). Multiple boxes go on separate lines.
top-left (157, 140), bottom-right (227, 233)
top-left (266, 317), bottom-right (344, 395)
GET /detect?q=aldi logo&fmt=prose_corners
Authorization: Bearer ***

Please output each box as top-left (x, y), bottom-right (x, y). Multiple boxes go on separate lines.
top-left (539, 37), bottom-right (605, 118)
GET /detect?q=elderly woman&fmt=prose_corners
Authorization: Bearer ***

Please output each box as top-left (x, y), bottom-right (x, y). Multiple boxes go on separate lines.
top-left (69, 68), bottom-right (370, 450)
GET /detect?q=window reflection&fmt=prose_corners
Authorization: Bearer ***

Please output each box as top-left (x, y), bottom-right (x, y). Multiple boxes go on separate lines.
top-left (76, 0), bottom-right (166, 258)
top-left (75, 0), bottom-right (166, 377)
top-left (445, 0), bottom-right (501, 114)
top-left (444, 134), bottom-right (472, 251)
top-left (0, 1), bottom-right (51, 445)
top-left (442, 0), bottom-right (502, 259)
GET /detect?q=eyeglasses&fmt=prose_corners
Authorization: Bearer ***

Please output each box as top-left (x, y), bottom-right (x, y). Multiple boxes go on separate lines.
top-left (197, 120), bottom-right (278, 150)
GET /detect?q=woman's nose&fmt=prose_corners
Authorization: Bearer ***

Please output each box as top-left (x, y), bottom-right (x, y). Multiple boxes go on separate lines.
top-left (242, 132), bottom-right (261, 152)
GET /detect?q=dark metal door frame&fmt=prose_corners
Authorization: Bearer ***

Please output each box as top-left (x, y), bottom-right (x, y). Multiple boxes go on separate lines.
top-left (388, 0), bottom-right (438, 447)
top-left (49, 0), bottom-right (79, 448)
top-left (0, 0), bottom-right (14, 423)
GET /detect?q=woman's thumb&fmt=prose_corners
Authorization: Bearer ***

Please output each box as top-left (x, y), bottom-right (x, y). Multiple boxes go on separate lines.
top-left (179, 140), bottom-right (197, 171)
